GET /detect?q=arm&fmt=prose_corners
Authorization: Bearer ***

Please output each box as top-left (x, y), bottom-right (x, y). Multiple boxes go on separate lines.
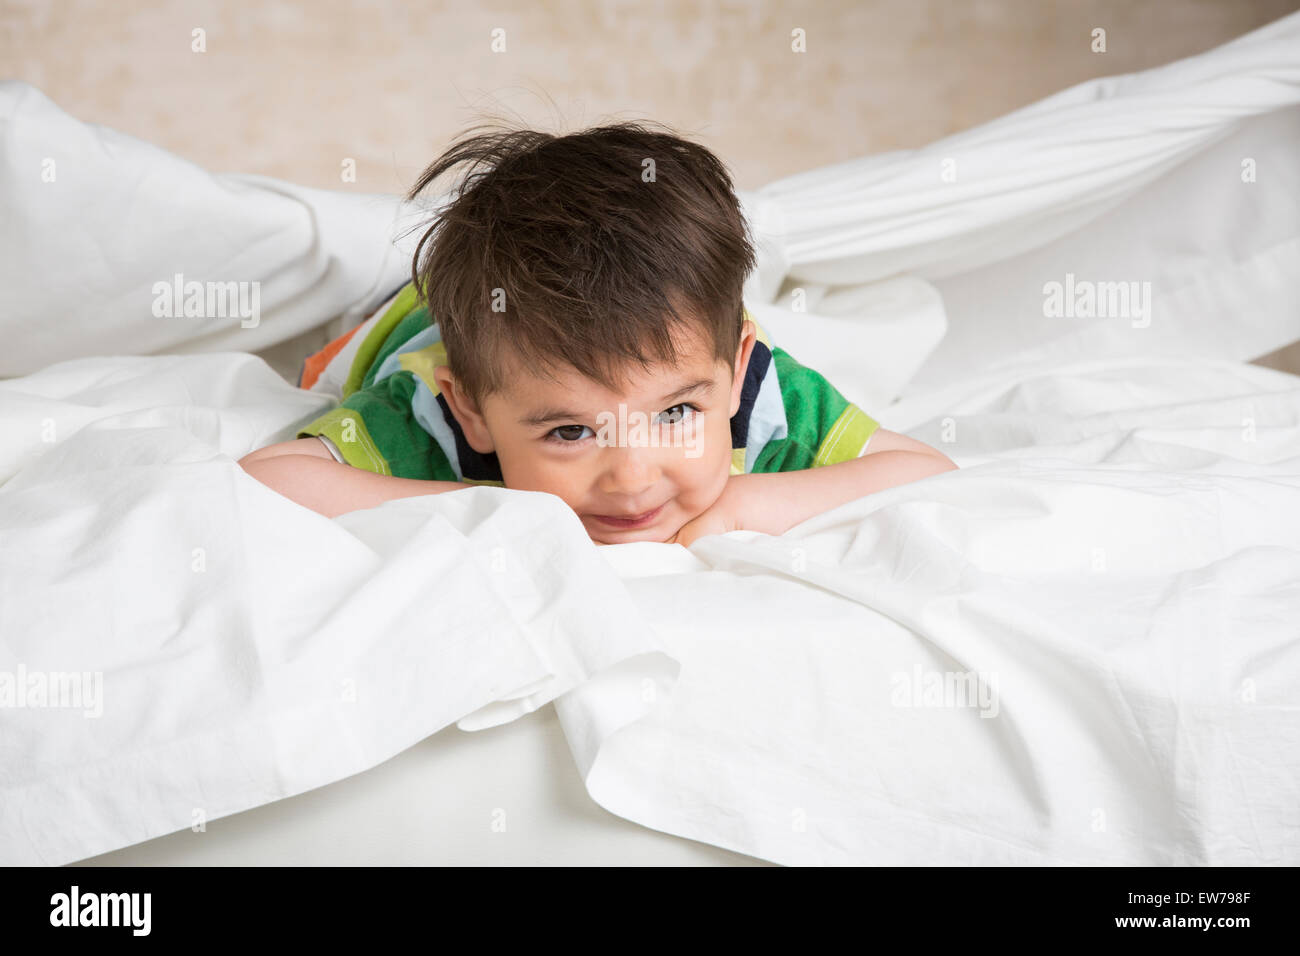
top-left (735, 449), bottom-right (956, 536)
top-left (239, 437), bottom-right (339, 465)
top-left (670, 429), bottom-right (957, 545)
top-left (239, 448), bottom-right (471, 519)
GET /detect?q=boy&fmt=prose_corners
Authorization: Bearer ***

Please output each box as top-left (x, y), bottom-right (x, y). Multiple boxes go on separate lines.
top-left (240, 122), bottom-right (957, 547)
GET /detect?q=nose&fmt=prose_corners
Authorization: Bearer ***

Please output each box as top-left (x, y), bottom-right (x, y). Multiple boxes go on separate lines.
top-left (597, 444), bottom-right (661, 499)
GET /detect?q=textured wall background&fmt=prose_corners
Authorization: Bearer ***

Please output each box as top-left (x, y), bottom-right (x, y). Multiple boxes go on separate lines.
top-left (3, 0), bottom-right (1297, 377)
top-left (2, 0), bottom-right (1296, 194)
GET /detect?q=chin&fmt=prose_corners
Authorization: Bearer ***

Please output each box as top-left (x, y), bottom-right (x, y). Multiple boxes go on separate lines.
top-left (585, 517), bottom-right (678, 546)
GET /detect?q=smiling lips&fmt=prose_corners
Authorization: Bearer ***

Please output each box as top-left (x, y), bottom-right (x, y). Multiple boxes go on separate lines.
top-left (591, 503), bottom-right (665, 528)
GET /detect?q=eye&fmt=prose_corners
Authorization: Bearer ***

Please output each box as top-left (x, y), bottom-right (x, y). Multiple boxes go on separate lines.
top-left (542, 403), bottom-right (702, 446)
top-left (655, 403), bottom-right (701, 425)
top-left (545, 424), bottom-right (594, 444)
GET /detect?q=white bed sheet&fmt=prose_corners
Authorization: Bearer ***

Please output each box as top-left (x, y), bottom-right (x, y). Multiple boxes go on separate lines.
top-left (567, 354), bottom-right (1300, 865)
top-left (0, 82), bottom-right (425, 378)
top-left (2, 347), bottom-right (1296, 866)
top-left (0, 353), bottom-right (675, 866)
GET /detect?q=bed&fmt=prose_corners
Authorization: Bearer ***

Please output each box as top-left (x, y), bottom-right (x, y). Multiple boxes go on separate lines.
top-left (2, 11), bottom-right (1298, 866)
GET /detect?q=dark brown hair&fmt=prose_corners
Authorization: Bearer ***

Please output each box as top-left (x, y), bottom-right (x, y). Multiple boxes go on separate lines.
top-left (405, 121), bottom-right (757, 410)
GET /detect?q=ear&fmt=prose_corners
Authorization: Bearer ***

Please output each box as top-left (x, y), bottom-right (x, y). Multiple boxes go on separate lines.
top-left (432, 366), bottom-right (497, 454)
top-left (728, 319), bottom-right (758, 418)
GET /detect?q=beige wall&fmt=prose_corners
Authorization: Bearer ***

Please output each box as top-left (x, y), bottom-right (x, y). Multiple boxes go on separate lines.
top-left (3, 0), bottom-right (1297, 195)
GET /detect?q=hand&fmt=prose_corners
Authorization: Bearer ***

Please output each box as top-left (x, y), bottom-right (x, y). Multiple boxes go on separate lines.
top-left (667, 477), bottom-right (748, 547)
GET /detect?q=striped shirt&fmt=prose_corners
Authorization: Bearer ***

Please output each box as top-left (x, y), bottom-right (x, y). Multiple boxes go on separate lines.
top-left (296, 283), bottom-right (880, 484)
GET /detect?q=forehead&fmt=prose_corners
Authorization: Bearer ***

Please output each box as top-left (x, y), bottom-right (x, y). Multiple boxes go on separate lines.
top-left (497, 319), bottom-right (725, 407)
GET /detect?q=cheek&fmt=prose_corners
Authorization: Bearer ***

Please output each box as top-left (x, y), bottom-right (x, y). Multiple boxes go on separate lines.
top-left (670, 413), bottom-right (734, 502)
top-left (498, 445), bottom-right (590, 502)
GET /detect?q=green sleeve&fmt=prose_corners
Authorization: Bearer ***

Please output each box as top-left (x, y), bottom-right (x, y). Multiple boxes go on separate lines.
top-left (296, 370), bottom-right (457, 481)
top-left (344, 282), bottom-right (423, 398)
top-left (752, 346), bottom-right (880, 474)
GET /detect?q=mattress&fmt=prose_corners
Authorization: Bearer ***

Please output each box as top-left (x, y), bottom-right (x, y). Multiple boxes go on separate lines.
top-left (73, 703), bottom-right (771, 866)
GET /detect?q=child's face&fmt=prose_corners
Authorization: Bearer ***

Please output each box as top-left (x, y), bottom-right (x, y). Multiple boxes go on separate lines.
top-left (438, 319), bottom-right (757, 544)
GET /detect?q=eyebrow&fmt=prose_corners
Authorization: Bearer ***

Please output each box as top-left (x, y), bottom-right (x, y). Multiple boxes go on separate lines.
top-left (518, 378), bottom-right (716, 427)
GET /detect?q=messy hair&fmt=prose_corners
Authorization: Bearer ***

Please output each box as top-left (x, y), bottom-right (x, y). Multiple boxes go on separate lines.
top-left (405, 120), bottom-right (757, 410)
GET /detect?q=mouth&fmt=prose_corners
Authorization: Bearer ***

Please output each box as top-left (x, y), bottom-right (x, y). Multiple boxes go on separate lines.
top-left (590, 502), bottom-right (666, 529)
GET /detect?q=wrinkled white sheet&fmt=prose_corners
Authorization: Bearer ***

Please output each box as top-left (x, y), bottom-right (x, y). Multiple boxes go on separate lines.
top-left (0, 354), bottom-right (674, 865)
top-left (566, 354), bottom-right (1300, 865)
top-left (738, 10), bottom-right (1300, 400)
top-left (3, 349), bottom-right (1296, 866)
top-left (0, 82), bottom-right (425, 378)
